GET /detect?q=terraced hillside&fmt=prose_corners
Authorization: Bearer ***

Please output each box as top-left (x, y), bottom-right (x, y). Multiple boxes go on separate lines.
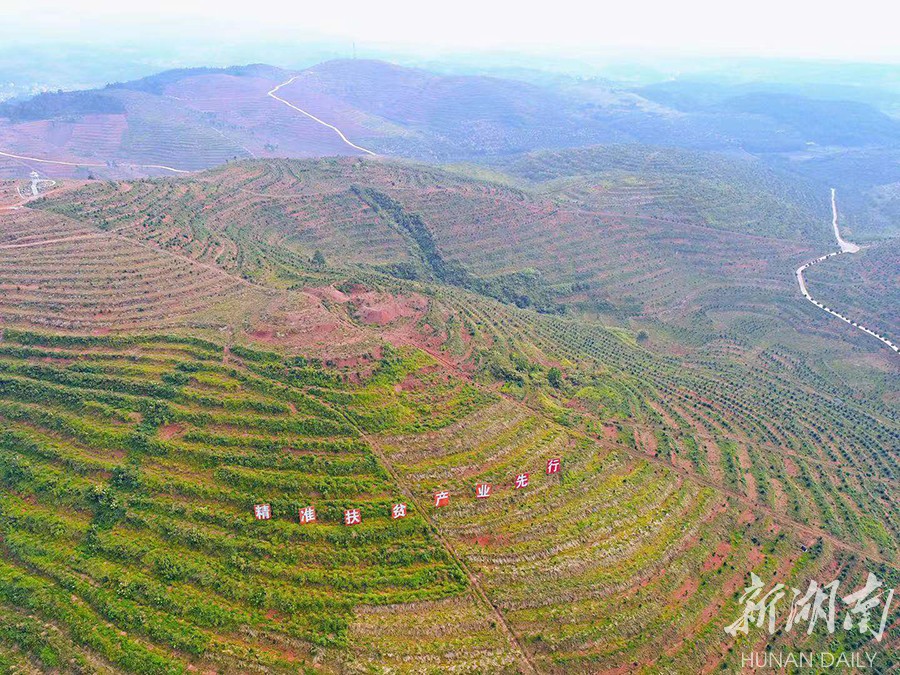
top-left (0, 181), bottom-right (22, 209)
top-left (493, 144), bottom-right (831, 241)
top-left (0, 202), bottom-right (382, 358)
top-left (0, 331), bottom-right (895, 673)
top-left (421, 285), bottom-right (900, 556)
top-left (376, 396), bottom-right (899, 672)
top-left (802, 237), bottom-right (900, 342)
top-left (29, 161), bottom-right (900, 558)
top-left (35, 158), bottom-right (822, 325)
top-left (4, 58), bottom-right (896, 192)
top-left (0, 208), bottom-right (272, 331)
top-left (3, 157), bottom-right (898, 671)
top-left (35, 164), bottom-right (415, 284)
top-left (279, 60), bottom-right (628, 158)
top-left (0, 330), bottom-right (528, 673)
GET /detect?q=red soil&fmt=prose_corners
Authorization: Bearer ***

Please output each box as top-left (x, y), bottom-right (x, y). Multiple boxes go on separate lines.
top-left (158, 423), bottom-right (185, 440)
top-left (471, 533), bottom-right (510, 548)
top-left (353, 291), bottom-right (427, 326)
top-left (673, 576), bottom-right (700, 602)
top-left (701, 542), bottom-right (732, 572)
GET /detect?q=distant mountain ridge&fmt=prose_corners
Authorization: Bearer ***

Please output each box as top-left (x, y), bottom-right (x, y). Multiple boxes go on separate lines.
top-left (1, 58), bottom-right (898, 235)
top-left (105, 63), bottom-right (291, 95)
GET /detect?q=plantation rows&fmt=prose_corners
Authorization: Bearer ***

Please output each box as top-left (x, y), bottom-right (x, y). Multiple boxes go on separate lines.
top-left (36, 159), bottom-right (821, 327)
top-left (377, 397), bottom-right (893, 672)
top-left (0, 198), bottom-right (382, 365)
top-left (0, 331), bottom-right (523, 673)
top-left (37, 164), bottom-right (416, 286)
top-left (539, 318), bottom-right (899, 553)
top-left (119, 113), bottom-right (244, 171)
top-left (0, 308), bottom-right (894, 671)
top-left (0, 210), bottom-right (267, 331)
top-left (323, 160), bottom-right (817, 324)
top-left (802, 238), bottom-right (900, 341)
top-left (496, 144), bottom-right (830, 241)
top-left (0, 208), bottom-right (97, 246)
top-left (32, 158), bottom-right (895, 557)
top-left (434, 287), bottom-right (900, 562)
top-left (53, 113), bottom-right (127, 161)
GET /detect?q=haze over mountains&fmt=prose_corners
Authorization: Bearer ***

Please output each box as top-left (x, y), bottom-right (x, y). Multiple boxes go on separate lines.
top-left (1, 58), bottom-right (898, 237)
top-left (0, 45), bottom-right (898, 673)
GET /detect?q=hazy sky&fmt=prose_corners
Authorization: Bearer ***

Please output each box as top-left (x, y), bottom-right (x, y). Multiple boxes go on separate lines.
top-left (7, 0), bottom-right (900, 63)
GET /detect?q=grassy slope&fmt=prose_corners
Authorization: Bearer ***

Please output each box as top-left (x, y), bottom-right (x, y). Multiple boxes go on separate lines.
top-left (0, 331), bottom-right (523, 673)
top-left (3, 158), bottom-right (898, 671)
top-left (491, 144), bottom-right (831, 242)
top-left (802, 237), bottom-right (900, 341)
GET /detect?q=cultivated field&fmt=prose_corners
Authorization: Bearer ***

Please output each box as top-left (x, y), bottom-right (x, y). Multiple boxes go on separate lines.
top-left (0, 209), bottom-right (268, 331)
top-left (1, 155), bottom-right (897, 672)
top-left (494, 144), bottom-right (831, 241)
top-left (35, 158), bottom-right (823, 324)
top-left (0, 330), bottom-right (893, 673)
top-left (802, 237), bottom-right (900, 341)
top-left (0, 331), bottom-right (527, 673)
top-left (378, 395), bottom-right (896, 671)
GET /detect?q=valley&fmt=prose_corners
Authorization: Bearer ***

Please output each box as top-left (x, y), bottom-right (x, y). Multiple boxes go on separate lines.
top-left (0, 54), bottom-right (897, 674)
top-left (1, 58), bottom-right (899, 243)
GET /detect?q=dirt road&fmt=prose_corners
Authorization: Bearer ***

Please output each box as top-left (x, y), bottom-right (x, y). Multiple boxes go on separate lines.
top-left (794, 190), bottom-right (897, 353)
top-left (268, 76), bottom-right (377, 156)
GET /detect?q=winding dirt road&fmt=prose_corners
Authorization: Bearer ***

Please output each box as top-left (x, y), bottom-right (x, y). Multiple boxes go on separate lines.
top-left (267, 77), bottom-right (377, 156)
top-left (1, 73), bottom-right (374, 183)
top-left (0, 150), bottom-right (190, 175)
top-left (795, 189), bottom-right (898, 353)
top-left (830, 187), bottom-right (859, 253)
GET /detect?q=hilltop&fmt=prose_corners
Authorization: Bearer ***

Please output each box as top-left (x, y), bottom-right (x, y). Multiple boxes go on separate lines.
top-left (491, 144), bottom-right (831, 241)
top-left (1, 59), bottom-right (899, 239)
top-left (0, 59), bottom-right (618, 177)
top-left (30, 156), bottom-right (826, 323)
top-left (0, 153), bottom-right (897, 671)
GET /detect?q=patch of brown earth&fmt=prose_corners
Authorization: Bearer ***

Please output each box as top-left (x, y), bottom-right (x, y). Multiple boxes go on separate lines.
top-left (159, 423), bottom-right (185, 440)
top-left (471, 533), bottom-right (511, 549)
top-left (702, 542), bottom-right (732, 572)
top-left (245, 291), bottom-right (375, 360)
top-left (308, 285), bottom-right (351, 304)
top-left (673, 576), bottom-right (700, 602)
top-left (353, 291), bottom-right (428, 326)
